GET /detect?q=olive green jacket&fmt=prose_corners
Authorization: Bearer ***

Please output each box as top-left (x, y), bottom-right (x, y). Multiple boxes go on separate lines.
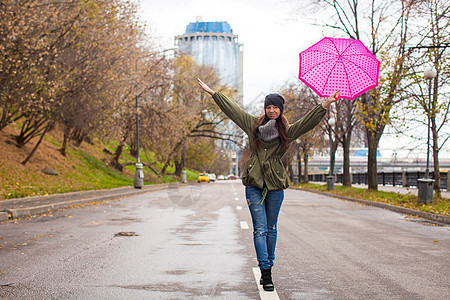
top-left (212, 92), bottom-right (327, 191)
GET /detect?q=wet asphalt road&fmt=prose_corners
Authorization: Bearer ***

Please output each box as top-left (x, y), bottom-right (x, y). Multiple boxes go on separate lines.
top-left (0, 180), bottom-right (449, 299)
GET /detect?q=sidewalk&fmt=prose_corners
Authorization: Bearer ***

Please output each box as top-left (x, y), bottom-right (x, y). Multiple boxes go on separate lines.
top-left (0, 183), bottom-right (172, 221)
top-left (295, 182), bottom-right (449, 225)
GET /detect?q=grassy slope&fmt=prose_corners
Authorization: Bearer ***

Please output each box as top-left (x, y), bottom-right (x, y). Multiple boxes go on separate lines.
top-left (0, 125), bottom-right (196, 200)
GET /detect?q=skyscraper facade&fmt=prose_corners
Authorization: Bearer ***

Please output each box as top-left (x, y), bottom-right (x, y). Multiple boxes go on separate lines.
top-left (175, 20), bottom-right (244, 175)
top-left (175, 20), bottom-right (243, 105)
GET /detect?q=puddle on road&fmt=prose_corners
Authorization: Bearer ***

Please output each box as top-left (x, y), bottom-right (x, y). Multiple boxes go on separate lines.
top-left (165, 269), bottom-right (188, 275)
top-left (114, 231), bottom-right (139, 237)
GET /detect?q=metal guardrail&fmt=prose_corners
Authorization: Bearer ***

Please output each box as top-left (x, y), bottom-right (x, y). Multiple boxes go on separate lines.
top-left (308, 171), bottom-right (449, 190)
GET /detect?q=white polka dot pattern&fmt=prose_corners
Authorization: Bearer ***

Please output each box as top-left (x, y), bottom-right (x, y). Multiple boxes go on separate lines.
top-left (298, 37), bottom-right (380, 100)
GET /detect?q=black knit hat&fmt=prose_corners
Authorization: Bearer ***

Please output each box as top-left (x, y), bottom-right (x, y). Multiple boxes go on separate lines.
top-left (264, 93), bottom-right (285, 112)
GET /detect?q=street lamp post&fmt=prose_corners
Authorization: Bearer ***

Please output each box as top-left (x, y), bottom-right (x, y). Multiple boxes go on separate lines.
top-left (424, 68), bottom-right (436, 179)
top-left (417, 67), bottom-right (437, 203)
top-left (326, 118), bottom-right (335, 190)
top-left (133, 58), bottom-right (144, 189)
top-left (181, 143), bottom-right (187, 184)
top-left (133, 48), bottom-right (177, 189)
top-left (293, 139), bottom-right (300, 186)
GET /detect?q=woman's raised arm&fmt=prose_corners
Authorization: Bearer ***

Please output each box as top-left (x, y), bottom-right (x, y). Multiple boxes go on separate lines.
top-left (197, 78), bottom-right (256, 134)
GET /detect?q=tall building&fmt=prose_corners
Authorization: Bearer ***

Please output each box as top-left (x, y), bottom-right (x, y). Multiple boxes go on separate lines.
top-left (175, 19), bottom-right (244, 175)
top-left (175, 19), bottom-right (243, 105)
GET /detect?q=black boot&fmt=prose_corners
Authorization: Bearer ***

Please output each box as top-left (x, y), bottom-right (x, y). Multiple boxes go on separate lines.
top-left (260, 268), bottom-right (274, 291)
top-left (260, 266), bottom-right (271, 285)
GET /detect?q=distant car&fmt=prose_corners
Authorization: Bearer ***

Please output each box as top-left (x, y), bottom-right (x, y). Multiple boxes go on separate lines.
top-left (208, 173), bottom-right (216, 182)
top-left (217, 175), bottom-right (225, 180)
top-left (228, 175), bottom-right (239, 180)
top-left (198, 173), bottom-right (210, 183)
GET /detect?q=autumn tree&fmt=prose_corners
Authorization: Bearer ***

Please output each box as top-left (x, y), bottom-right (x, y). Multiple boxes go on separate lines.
top-left (57, 0), bottom-right (144, 157)
top-left (1, 1), bottom-right (83, 165)
top-left (0, 0), bottom-right (148, 165)
top-left (108, 48), bottom-right (174, 171)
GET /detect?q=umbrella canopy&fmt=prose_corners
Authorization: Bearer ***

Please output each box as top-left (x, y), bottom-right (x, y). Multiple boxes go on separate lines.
top-left (299, 37), bottom-right (380, 100)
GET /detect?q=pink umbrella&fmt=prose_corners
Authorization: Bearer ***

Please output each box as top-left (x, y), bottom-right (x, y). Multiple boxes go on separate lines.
top-left (299, 37), bottom-right (380, 100)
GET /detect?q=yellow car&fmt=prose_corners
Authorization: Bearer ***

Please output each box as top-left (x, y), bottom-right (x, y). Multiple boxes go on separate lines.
top-left (197, 173), bottom-right (210, 183)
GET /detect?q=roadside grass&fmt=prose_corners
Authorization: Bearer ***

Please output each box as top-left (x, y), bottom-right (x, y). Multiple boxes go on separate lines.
top-left (296, 183), bottom-right (449, 216)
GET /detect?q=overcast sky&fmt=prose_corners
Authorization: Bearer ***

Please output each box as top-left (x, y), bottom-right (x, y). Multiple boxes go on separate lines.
top-left (137, 0), bottom-right (322, 106)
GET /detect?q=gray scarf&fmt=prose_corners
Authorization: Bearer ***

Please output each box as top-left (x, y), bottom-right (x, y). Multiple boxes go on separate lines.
top-left (258, 119), bottom-right (279, 143)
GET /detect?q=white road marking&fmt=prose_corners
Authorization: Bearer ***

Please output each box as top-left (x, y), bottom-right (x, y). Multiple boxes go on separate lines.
top-left (236, 206), bottom-right (242, 210)
top-left (235, 197), bottom-right (239, 201)
top-left (252, 267), bottom-right (280, 300)
top-left (240, 221), bottom-right (249, 229)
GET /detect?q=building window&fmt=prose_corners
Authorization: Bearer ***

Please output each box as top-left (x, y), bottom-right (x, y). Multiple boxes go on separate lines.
top-left (204, 35), bottom-right (210, 40)
top-left (197, 36), bottom-right (202, 40)
top-left (219, 36), bottom-right (224, 41)
top-left (190, 36), bottom-right (195, 41)
top-left (184, 37), bottom-right (188, 42)
top-left (226, 37), bottom-right (231, 42)
top-left (212, 36), bottom-right (217, 41)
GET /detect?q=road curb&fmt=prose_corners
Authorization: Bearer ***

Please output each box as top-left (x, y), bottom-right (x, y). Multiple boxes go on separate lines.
top-left (290, 187), bottom-right (450, 225)
top-left (2, 184), bottom-right (171, 220)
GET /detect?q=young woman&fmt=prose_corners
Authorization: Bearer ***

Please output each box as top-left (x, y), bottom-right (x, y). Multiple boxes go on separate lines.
top-left (197, 78), bottom-right (339, 291)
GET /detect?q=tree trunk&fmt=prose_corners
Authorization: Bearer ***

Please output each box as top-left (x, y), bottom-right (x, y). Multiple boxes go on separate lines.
top-left (161, 139), bottom-right (185, 176)
top-left (16, 116), bottom-right (47, 147)
top-left (72, 129), bottom-right (86, 147)
top-left (110, 123), bottom-right (132, 171)
top-left (129, 129), bottom-right (137, 157)
top-left (60, 125), bottom-right (71, 156)
top-left (0, 104), bottom-right (13, 131)
top-left (431, 116), bottom-right (441, 197)
top-left (367, 130), bottom-right (379, 190)
top-left (288, 159), bottom-right (294, 182)
top-left (174, 159), bottom-right (183, 177)
top-left (303, 152), bottom-right (309, 183)
top-left (21, 122), bottom-right (52, 165)
top-left (297, 156), bottom-right (302, 180)
top-left (161, 158), bottom-right (170, 176)
top-left (330, 139), bottom-right (338, 176)
top-left (342, 134), bottom-right (352, 186)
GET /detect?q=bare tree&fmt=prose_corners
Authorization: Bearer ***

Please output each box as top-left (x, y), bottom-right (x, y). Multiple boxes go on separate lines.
top-left (398, 0), bottom-right (450, 196)
top-left (298, 0), bottom-right (418, 190)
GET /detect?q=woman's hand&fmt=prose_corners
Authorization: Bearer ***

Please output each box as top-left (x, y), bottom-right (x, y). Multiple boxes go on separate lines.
top-left (197, 78), bottom-right (215, 96)
top-left (322, 90), bottom-right (341, 109)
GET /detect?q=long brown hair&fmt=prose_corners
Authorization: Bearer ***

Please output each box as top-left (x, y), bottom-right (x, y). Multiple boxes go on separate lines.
top-left (252, 113), bottom-right (290, 151)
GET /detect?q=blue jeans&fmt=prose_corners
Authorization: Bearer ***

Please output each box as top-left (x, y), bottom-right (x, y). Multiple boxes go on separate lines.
top-left (245, 186), bottom-right (284, 270)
